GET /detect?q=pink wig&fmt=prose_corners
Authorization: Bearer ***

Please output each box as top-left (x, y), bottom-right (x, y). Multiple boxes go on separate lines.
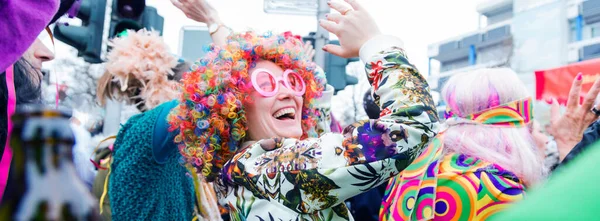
top-left (442, 68), bottom-right (545, 185)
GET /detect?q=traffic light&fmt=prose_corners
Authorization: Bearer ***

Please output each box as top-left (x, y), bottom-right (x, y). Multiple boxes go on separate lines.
top-left (53, 0), bottom-right (106, 63)
top-left (141, 7), bottom-right (164, 35)
top-left (109, 0), bottom-right (164, 38)
top-left (324, 40), bottom-right (359, 93)
top-left (109, 0), bottom-right (145, 38)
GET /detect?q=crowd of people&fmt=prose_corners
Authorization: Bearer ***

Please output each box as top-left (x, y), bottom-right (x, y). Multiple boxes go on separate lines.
top-left (1, 0), bottom-right (600, 220)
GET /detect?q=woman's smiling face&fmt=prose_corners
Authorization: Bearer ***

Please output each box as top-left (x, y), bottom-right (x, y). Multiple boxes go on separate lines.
top-left (244, 60), bottom-right (304, 141)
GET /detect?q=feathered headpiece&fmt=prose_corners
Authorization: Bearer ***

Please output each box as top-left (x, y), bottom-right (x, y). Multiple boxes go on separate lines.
top-left (97, 29), bottom-right (179, 111)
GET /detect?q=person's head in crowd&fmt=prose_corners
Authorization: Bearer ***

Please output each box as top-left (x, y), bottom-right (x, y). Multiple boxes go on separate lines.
top-left (363, 88), bottom-right (381, 119)
top-left (1, 39), bottom-right (56, 153)
top-left (0, 0), bottom-right (58, 71)
top-left (168, 31), bottom-right (324, 180)
top-left (442, 68), bottom-right (544, 185)
top-left (97, 29), bottom-right (190, 112)
top-left (1, 38), bottom-right (55, 104)
top-left (1, 0), bottom-right (70, 105)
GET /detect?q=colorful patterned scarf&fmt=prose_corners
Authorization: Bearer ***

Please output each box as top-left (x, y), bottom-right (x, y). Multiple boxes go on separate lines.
top-left (380, 98), bottom-right (533, 220)
top-left (444, 97), bottom-right (533, 127)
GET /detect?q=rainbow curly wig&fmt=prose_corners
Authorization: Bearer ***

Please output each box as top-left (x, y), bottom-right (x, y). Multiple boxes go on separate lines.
top-left (168, 31), bottom-right (324, 181)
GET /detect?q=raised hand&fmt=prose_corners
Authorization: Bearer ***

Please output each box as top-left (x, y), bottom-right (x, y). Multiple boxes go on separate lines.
top-left (303, 41), bottom-right (316, 61)
top-left (319, 0), bottom-right (381, 58)
top-left (170, 0), bottom-right (221, 25)
top-left (548, 73), bottom-right (600, 160)
top-left (171, 0), bottom-right (230, 46)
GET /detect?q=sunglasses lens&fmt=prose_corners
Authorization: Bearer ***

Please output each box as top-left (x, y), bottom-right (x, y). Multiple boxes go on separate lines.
top-left (286, 72), bottom-right (304, 93)
top-left (255, 71), bottom-right (277, 93)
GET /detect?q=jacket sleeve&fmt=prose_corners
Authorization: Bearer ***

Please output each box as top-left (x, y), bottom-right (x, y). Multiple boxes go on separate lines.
top-left (222, 35), bottom-right (440, 214)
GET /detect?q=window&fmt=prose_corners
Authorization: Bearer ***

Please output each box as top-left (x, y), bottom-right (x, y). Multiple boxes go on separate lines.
top-left (592, 24), bottom-right (600, 38)
top-left (569, 19), bottom-right (577, 43)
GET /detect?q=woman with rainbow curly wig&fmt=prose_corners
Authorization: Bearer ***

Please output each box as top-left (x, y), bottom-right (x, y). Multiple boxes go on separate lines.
top-left (169, 0), bottom-right (439, 220)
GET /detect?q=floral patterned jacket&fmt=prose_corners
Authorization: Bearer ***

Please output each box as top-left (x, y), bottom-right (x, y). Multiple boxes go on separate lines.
top-left (216, 36), bottom-right (440, 221)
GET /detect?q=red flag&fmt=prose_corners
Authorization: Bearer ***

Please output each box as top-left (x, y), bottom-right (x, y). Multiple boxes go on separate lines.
top-left (536, 58), bottom-right (600, 105)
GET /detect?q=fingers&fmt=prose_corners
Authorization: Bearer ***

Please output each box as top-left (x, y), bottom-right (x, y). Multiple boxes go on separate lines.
top-left (549, 97), bottom-right (560, 125)
top-left (309, 49), bottom-right (316, 59)
top-left (566, 73), bottom-right (583, 110)
top-left (171, 0), bottom-right (184, 9)
top-left (306, 41), bottom-right (314, 50)
top-left (345, 0), bottom-right (365, 11)
top-left (320, 19), bottom-right (340, 35)
top-left (323, 44), bottom-right (348, 58)
top-left (328, 1), bottom-right (352, 14)
top-left (326, 13), bottom-right (343, 23)
top-left (306, 47), bottom-right (315, 59)
top-left (593, 102), bottom-right (600, 120)
top-left (582, 77), bottom-right (600, 110)
top-left (303, 42), bottom-right (316, 59)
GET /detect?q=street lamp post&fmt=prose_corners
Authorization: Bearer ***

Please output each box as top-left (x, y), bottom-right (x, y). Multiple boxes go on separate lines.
top-left (314, 0), bottom-right (330, 67)
top-left (263, 0), bottom-right (328, 66)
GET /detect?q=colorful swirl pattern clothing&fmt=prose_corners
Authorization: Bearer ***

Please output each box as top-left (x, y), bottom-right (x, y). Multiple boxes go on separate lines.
top-left (216, 38), bottom-right (440, 221)
top-left (379, 134), bottom-right (526, 221)
top-left (444, 97), bottom-right (533, 127)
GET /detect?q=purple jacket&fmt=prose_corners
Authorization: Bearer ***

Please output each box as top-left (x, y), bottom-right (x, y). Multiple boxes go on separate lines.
top-left (0, 0), bottom-right (59, 71)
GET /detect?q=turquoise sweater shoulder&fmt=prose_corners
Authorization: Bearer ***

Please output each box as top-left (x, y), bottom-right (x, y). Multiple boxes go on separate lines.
top-left (108, 101), bottom-right (196, 221)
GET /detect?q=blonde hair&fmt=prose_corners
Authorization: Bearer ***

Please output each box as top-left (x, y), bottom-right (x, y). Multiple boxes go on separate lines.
top-left (97, 61), bottom-right (190, 111)
top-left (441, 68), bottom-right (545, 185)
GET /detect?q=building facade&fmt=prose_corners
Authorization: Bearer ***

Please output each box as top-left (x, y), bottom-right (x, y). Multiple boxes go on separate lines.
top-left (428, 0), bottom-right (599, 121)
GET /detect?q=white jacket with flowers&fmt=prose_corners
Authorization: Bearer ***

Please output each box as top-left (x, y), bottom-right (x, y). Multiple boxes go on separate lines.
top-left (216, 36), bottom-right (440, 221)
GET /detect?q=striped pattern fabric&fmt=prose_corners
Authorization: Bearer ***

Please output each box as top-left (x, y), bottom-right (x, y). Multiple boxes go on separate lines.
top-left (444, 98), bottom-right (533, 127)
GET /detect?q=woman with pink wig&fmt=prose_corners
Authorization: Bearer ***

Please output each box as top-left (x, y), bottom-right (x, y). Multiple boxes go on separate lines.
top-left (380, 67), bottom-right (600, 220)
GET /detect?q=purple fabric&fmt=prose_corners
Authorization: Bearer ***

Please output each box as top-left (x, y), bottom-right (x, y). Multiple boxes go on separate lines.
top-left (330, 114), bottom-right (343, 133)
top-left (0, 0), bottom-right (59, 71)
top-left (67, 0), bottom-right (80, 18)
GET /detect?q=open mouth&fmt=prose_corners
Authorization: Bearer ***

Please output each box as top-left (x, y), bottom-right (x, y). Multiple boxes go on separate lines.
top-left (273, 107), bottom-right (296, 121)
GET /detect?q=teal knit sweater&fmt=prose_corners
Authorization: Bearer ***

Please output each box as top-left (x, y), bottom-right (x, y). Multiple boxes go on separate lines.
top-left (108, 101), bottom-right (196, 220)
